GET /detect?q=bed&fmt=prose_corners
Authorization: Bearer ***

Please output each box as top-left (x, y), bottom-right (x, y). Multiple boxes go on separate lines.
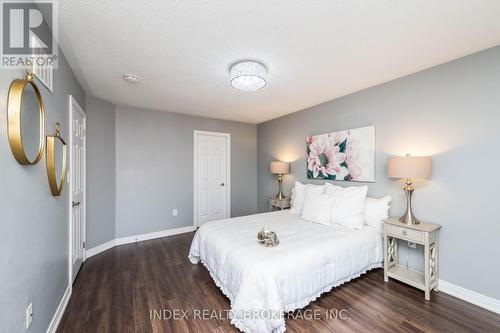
top-left (188, 210), bottom-right (383, 333)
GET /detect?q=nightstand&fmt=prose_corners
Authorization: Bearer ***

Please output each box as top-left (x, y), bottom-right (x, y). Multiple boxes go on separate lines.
top-left (383, 218), bottom-right (441, 301)
top-left (269, 197), bottom-right (290, 211)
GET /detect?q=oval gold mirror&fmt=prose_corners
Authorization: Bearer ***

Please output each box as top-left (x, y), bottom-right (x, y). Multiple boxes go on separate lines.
top-left (7, 74), bottom-right (45, 165)
top-left (46, 123), bottom-right (67, 196)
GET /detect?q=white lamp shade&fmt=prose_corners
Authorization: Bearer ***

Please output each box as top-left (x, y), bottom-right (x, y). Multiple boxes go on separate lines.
top-left (270, 161), bottom-right (289, 174)
top-left (387, 156), bottom-right (431, 179)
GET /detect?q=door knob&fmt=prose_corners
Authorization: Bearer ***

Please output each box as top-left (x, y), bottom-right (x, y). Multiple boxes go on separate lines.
top-left (220, 183), bottom-right (225, 186)
top-left (72, 201), bottom-right (80, 208)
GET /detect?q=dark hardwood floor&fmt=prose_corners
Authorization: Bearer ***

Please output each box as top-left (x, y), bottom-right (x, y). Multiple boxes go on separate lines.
top-left (57, 232), bottom-right (500, 333)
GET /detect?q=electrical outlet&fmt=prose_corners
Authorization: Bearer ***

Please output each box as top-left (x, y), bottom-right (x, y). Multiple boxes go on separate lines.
top-left (408, 242), bottom-right (416, 249)
top-left (172, 209), bottom-right (178, 216)
top-left (26, 302), bottom-right (33, 329)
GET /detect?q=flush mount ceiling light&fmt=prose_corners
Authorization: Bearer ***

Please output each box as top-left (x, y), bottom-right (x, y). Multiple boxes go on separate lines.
top-left (123, 73), bottom-right (140, 83)
top-left (230, 61), bottom-right (267, 91)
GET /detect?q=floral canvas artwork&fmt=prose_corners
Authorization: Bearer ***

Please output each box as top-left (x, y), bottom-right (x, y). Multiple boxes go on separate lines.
top-left (306, 126), bottom-right (375, 182)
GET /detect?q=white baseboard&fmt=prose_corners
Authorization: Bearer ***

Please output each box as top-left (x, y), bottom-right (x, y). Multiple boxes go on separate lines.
top-left (439, 279), bottom-right (500, 314)
top-left (86, 225), bottom-right (197, 259)
top-left (85, 239), bottom-right (116, 258)
top-left (46, 284), bottom-right (71, 333)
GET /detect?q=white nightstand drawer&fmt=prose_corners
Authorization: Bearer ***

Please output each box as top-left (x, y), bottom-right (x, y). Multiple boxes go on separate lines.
top-left (386, 224), bottom-right (423, 243)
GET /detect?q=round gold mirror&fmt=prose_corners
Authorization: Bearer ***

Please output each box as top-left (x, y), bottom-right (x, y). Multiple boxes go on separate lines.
top-left (7, 74), bottom-right (45, 165)
top-left (46, 123), bottom-right (67, 196)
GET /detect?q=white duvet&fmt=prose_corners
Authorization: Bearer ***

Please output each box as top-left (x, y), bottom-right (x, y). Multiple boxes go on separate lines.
top-left (188, 211), bottom-right (383, 333)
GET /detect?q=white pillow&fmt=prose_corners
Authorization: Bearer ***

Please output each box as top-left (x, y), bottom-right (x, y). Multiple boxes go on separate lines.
top-left (305, 183), bottom-right (325, 196)
top-left (329, 186), bottom-right (368, 229)
top-left (365, 196), bottom-right (392, 228)
top-left (290, 182), bottom-right (324, 215)
top-left (324, 182), bottom-right (342, 196)
top-left (301, 193), bottom-right (335, 225)
top-left (290, 181), bottom-right (306, 214)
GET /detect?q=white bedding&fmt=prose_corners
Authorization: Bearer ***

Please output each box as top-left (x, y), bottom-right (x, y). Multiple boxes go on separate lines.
top-left (188, 211), bottom-right (383, 333)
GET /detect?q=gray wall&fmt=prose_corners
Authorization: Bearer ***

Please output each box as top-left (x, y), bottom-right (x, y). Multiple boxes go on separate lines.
top-left (85, 96), bottom-right (116, 249)
top-left (257, 45), bottom-right (500, 300)
top-left (0, 58), bottom-right (85, 330)
top-left (112, 105), bottom-right (258, 238)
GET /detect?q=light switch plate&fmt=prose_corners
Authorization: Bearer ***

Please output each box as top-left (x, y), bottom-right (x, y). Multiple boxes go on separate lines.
top-left (172, 209), bottom-right (178, 216)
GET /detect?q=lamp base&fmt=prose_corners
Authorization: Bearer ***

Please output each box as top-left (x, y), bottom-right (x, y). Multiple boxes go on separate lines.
top-left (275, 174), bottom-right (285, 199)
top-left (399, 180), bottom-right (420, 225)
top-left (399, 210), bottom-right (420, 225)
top-left (275, 192), bottom-right (286, 200)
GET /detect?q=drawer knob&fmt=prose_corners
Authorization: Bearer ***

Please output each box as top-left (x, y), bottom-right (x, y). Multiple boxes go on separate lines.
top-left (402, 230), bottom-right (407, 235)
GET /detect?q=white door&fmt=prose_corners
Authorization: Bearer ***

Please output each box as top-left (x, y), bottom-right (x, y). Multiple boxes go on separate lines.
top-left (194, 131), bottom-right (230, 226)
top-left (70, 96), bottom-right (86, 282)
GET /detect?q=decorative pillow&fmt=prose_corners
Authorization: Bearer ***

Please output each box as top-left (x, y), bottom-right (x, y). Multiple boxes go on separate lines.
top-left (290, 181), bottom-right (306, 214)
top-left (305, 183), bottom-right (325, 196)
top-left (365, 196), bottom-right (392, 228)
top-left (324, 182), bottom-right (342, 196)
top-left (301, 192), bottom-right (335, 225)
top-left (290, 182), bottom-right (324, 215)
top-left (329, 185), bottom-right (368, 229)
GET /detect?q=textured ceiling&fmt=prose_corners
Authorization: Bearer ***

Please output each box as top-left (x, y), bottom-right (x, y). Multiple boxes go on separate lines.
top-left (58, 0), bottom-right (500, 124)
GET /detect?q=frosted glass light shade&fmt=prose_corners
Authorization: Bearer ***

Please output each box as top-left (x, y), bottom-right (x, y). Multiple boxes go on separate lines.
top-left (230, 61), bottom-right (267, 91)
top-left (387, 156), bottom-right (431, 179)
top-left (270, 161), bottom-right (289, 174)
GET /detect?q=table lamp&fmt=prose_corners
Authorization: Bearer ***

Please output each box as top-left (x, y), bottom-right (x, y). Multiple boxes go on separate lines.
top-left (270, 161), bottom-right (290, 199)
top-left (387, 154), bottom-right (431, 225)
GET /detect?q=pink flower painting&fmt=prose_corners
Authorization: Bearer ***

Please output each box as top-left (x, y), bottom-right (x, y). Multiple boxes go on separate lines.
top-left (306, 126), bottom-right (375, 182)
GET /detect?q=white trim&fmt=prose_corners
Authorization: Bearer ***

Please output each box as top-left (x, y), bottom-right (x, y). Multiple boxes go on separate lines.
top-left (46, 284), bottom-right (71, 333)
top-left (68, 95), bottom-right (87, 284)
top-left (439, 279), bottom-right (500, 314)
top-left (86, 226), bottom-right (197, 259)
top-left (193, 130), bottom-right (231, 227)
top-left (85, 239), bottom-right (116, 258)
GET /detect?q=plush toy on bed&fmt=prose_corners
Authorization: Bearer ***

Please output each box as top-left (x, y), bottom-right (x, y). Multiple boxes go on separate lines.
top-left (257, 225), bottom-right (279, 247)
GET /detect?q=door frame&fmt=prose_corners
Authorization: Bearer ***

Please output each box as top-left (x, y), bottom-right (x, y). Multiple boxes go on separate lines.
top-left (68, 95), bottom-right (87, 284)
top-left (193, 130), bottom-right (231, 227)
